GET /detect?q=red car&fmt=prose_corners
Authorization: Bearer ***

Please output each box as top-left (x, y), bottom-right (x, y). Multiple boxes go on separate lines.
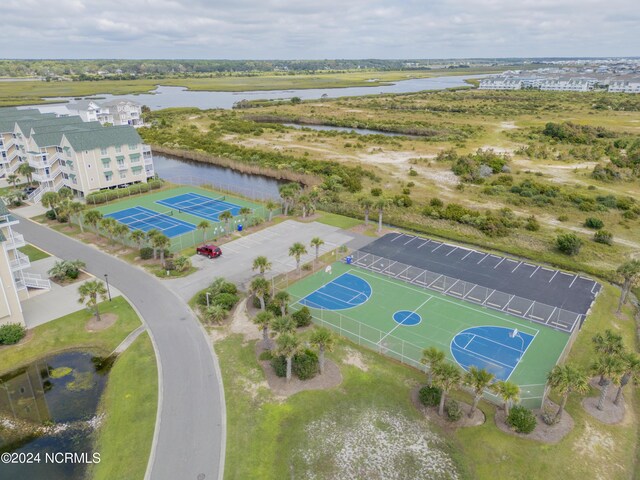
top-left (196, 244), bottom-right (222, 259)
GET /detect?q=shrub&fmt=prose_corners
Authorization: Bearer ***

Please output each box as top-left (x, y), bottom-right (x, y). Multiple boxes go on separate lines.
top-left (252, 292), bottom-right (271, 309)
top-left (541, 405), bottom-right (559, 426)
top-left (258, 350), bottom-right (273, 361)
top-left (370, 187), bottom-right (382, 197)
top-left (445, 399), bottom-right (463, 422)
top-left (292, 349), bottom-right (319, 380)
top-left (164, 259), bottom-right (175, 271)
top-left (525, 216), bottom-right (540, 231)
top-left (430, 198), bottom-right (444, 208)
top-left (211, 292), bottom-right (238, 310)
top-left (271, 355), bottom-right (287, 377)
top-left (418, 385), bottom-right (442, 407)
top-left (557, 215), bottom-right (569, 222)
top-left (584, 217), bottom-right (604, 229)
top-left (556, 233), bottom-right (582, 256)
top-left (0, 323), bottom-right (26, 345)
top-left (139, 247), bottom-right (154, 260)
top-left (218, 281), bottom-right (238, 295)
top-left (45, 209), bottom-right (57, 220)
top-left (292, 306), bottom-right (312, 327)
top-left (408, 167), bottom-right (418, 177)
top-left (594, 230), bottom-right (613, 245)
top-left (48, 260), bottom-right (85, 281)
top-left (507, 405), bottom-right (537, 434)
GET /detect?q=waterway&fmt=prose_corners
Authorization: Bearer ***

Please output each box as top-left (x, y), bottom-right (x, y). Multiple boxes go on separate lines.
top-left (0, 351), bottom-right (110, 480)
top-left (281, 122), bottom-right (414, 137)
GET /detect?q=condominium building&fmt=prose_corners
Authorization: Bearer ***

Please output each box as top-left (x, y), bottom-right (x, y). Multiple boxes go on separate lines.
top-left (608, 81), bottom-right (640, 93)
top-left (67, 99), bottom-right (144, 127)
top-left (0, 200), bottom-right (50, 327)
top-left (0, 107), bottom-right (154, 201)
top-left (479, 77), bottom-right (523, 90)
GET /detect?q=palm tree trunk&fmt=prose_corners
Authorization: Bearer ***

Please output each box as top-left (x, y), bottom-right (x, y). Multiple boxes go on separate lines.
top-left (364, 208), bottom-right (369, 226)
top-left (315, 246), bottom-right (319, 259)
top-left (555, 394), bottom-right (568, 421)
top-left (153, 247), bottom-right (157, 260)
top-left (598, 374), bottom-right (605, 386)
top-left (438, 392), bottom-right (446, 416)
top-left (280, 305), bottom-right (286, 317)
top-left (259, 295), bottom-right (265, 311)
top-left (613, 385), bottom-right (624, 405)
top-left (78, 218), bottom-right (84, 233)
top-left (302, 206), bottom-right (306, 218)
top-left (262, 326), bottom-right (269, 347)
top-left (94, 304), bottom-right (101, 322)
top-left (160, 250), bottom-right (165, 267)
top-left (427, 370), bottom-right (433, 387)
top-left (597, 380), bottom-right (610, 410)
top-left (286, 357), bottom-right (292, 382)
top-left (268, 210), bottom-right (273, 222)
top-left (296, 259), bottom-right (301, 275)
top-left (469, 395), bottom-right (480, 418)
top-left (504, 401), bottom-right (510, 417)
top-left (319, 346), bottom-right (325, 374)
top-left (377, 210), bottom-right (383, 233)
top-left (614, 374), bottom-right (629, 405)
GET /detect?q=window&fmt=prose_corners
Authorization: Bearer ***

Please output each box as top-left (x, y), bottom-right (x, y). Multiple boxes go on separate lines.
top-left (115, 145), bottom-right (121, 153)
top-left (128, 144), bottom-right (138, 151)
top-left (104, 172), bottom-right (112, 181)
top-left (120, 171), bottom-right (127, 179)
top-left (101, 147), bottom-right (108, 155)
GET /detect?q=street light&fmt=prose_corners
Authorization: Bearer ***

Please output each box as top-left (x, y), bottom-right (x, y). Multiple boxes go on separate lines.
top-left (104, 274), bottom-right (112, 302)
top-left (206, 292), bottom-right (211, 307)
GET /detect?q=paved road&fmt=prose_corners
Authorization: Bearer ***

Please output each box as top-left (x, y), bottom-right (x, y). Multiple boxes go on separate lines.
top-left (15, 215), bottom-right (224, 480)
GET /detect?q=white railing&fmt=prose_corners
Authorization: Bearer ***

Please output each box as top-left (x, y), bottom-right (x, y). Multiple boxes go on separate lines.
top-left (21, 272), bottom-right (51, 290)
top-left (9, 252), bottom-right (30, 271)
top-left (5, 232), bottom-right (25, 250)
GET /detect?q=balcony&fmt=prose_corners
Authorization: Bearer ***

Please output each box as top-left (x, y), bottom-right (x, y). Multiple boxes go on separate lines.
top-left (0, 214), bottom-right (20, 227)
top-left (10, 251), bottom-right (30, 271)
top-left (5, 232), bottom-right (25, 250)
top-left (117, 163), bottom-right (128, 171)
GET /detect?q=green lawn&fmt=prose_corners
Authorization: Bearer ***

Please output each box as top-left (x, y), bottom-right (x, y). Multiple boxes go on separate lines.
top-left (18, 244), bottom-right (50, 262)
top-left (0, 296), bottom-right (140, 373)
top-left (314, 210), bottom-right (363, 229)
top-left (88, 333), bottom-right (158, 480)
top-left (287, 261), bottom-right (569, 408)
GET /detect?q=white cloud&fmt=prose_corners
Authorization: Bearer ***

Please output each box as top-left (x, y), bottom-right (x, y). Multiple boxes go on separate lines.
top-left (1, 0), bottom-right (638, 58)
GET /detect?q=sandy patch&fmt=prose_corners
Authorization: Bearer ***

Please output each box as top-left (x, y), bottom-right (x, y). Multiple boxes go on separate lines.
top-left (499, 121), bottom-right (519, 130)
top-left (229, 298), bottom-right (261, 341)
top-left (415, 166), bottom-right (459, 186)
top-left (573, 421), bottom-right (615, 462)
top-left (582, 377), bottom-right (626, 425)
top-left (85, 313), bottom-right (118, 332)
top-left (342, 347), bottom-right (368, 371)
top-left (357, 150), bottom-right (432, 165)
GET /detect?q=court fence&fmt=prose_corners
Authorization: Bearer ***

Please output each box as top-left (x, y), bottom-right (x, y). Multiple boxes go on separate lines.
top-left (287, 292), bottom-right (547, 409)
top-left (348, 250), bottom-right (583, 334)
top-left (162, 175), bottom-right (281, 202)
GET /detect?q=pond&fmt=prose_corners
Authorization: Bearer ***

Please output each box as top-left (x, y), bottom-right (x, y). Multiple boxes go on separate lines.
top-left (26, 74), bottom-right (487, 114)
top-left (0, 351), bottom-right (111, 480)
top-left (153, 153), bottom-right (285, 200)
top-left (281, 122), bottom-right (415, 137)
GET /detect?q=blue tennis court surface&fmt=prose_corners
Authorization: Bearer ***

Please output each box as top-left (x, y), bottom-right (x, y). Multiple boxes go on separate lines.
top-left (105, 206), bottom-right (196, 238)
top-left (450, 326), bottom-right (535, 381)
top-left (156, 192), bottom-right (243, 222)
top-left (300, 273), bottom-right (372, 310)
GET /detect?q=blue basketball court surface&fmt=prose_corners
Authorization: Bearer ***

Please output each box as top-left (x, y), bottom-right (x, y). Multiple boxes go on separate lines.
top-left (156, 192), bottom-right (243, 222)
top-left (104, 206), bottom-right (196, 238)
top-left (299, 273), bottom-right (372, 310)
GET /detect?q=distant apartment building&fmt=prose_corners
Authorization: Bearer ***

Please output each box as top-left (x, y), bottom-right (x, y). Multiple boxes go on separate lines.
top-left (608, 81), bottom-right (640, 93)
top-left (0, 107), bottom-right (154, 202)
top-left (67, 99), bottom-right (144, 127)
top-left (480, 76), bottom-right (597, 92)
top-left (479, 77), bottom-right (523, 90)
top-left (537, 78), bottom-right (597, 92)
top-left (0, 200), bottom-right (51, 327)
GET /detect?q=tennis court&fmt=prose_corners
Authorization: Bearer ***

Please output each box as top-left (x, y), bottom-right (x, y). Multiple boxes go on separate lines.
top-left (104, 206), bottom-right (196, 238)
top-left (289, 261), bottom-right (571, 407)
top-left (156, 192), bottom-right (243, 222)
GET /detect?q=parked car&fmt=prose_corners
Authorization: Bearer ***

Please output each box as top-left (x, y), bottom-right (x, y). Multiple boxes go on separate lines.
top-left (196, 244), bottom-right (222, 259)
top-left (22, 185), bottom-right (37, 195)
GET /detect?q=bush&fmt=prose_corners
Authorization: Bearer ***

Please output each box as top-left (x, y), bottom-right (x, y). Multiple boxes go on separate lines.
top-left (594, 230), bottom-right (613, 245)
top-left (408, 167), bottom-right (418, 177)
top-left (45, 209), bottom-right (57, 220)
top-left (292, 306), bottom-right (312, 327)
top-left (584, 217), bottom-right (604, 229)
top-left (370, 187), bottom-right (382, 197)
top-left (445, 399), bottom-right (463, 422)
top-left (418, 385), bottom-right (442, 407)
top-left (507, 405), bottom-right (537, 434)
top-left (211, 292), bottom-right (238, 310)
top-left (0, 323), bottom-right (26, 345)
top-left (430, 197), bottom-right (444, 208)
top-left (541, 405), bottom-right (559, 426)
top-left (557, 215), bottom-right (569, 222)
top-left (524, 215), bottom-right (540, 231)
top-left (139, 247), bottom-right (154, 260)
top-left (292, 349), bottom-right (319, 380)
top-left (271, 356), bottom-right (287, 377)
top-left (258, 350), bottom-right (273, 361)
top-left (252, 292), bottom-right (271, 309)
top-left (556, 233), bottom-right (582, 256)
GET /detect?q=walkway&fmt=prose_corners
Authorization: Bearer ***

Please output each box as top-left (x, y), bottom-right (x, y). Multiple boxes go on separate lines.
top-left (14, 215), bottom-right (225, 480)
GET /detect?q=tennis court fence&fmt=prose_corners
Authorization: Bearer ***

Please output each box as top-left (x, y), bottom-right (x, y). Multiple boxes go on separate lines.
top-left (162, 175), bottom-right (281, 202)
top-left (288, 292), bottom-right (547, 409)
top-left (348, 251), bottom-right (583, 334)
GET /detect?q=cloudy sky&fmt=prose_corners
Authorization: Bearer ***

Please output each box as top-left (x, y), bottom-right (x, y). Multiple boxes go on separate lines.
top-left (2, 0), bottom-right (639, 59)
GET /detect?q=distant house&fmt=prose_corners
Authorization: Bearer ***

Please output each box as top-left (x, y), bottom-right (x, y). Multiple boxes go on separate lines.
top-left (479, 77), bottom-right (523, 90)
top-left (608, 81), bottom-right (640, 93)
top-left (537, 78), bottom-right (597, 92)
top-left (67, 99), bottom-right (144, 127)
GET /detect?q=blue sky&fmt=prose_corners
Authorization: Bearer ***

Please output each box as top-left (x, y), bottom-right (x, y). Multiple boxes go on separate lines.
top-left (1, 0), bottom-right (639, 59)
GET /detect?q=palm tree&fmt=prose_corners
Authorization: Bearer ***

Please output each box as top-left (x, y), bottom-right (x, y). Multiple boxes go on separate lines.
top-left (591, 355), bottom-right (625, 411)
top-left (77, 280), bottom-right (108, 321)
top-left (464, 366), bottom-right (495, 418)
top-left (253, 311), bottom-right (274, 348)
top-left (58, 186), bottom-right (73, 201)
top-left (17, 163), bottom-right (35, 184)
top-left (152, 233), bottom-right (171, 266)
top-left (592, 330), bottom-right (624, 385)
top-left (614, 351), bottom-right (640, 406)
top-left (113, 223), bottom-right (130, 243)
top-left (203, 305), bottom-right (228, 325)
top-left (546, 364), bottom-right (589, 421)
top-left (289, 242), bottom-right (307, 274)
top-left (310, 237), bottom-right (324, 260)
top-left (420, 347), bottom-right (445, 386)
top-left (197, 220), bottom-right (211, 242)
top-left (265, 200), bottom-right (277, 222)
top-left (173, 256), bottom-right (192, 272)
top-left (130, 229), bottom-right (147, 249)
top-left (219, 210), bottom-right (233, 235)
top-left (279, 183), bottom-right (300, 216)
top-left (83, 209), bottom-right (103, 235)
top-left (272, 291), bottom-right (290, 317)
top-left (68, 201), bottom-right (86, 231)
top-left (374, 197), bottom-right (390, 234)
top-left (239, 207), bottom-right (252, 224)
top-left (99, 217), bottom-right (118, 243)
top-left (275, 332), bottom-right (302, 382)
top-left (252, 256), bottom-right (272, 276)
top-left (616, 260), bottom-right (640, 313)
top-left (250, 277), bottom-right (270, 311)
top-left (310, 328), bottom-right (335, 374)
top-left (271, 315), bottom-right (295, 337)
top-left (7, 174), bottom-right (19, 188)
top-left (433, 363), bottom-right (462, 417)
top-left (490, 380), bottom-right (520, 417)
top-left (57, 199), bottom-right (72, 227)
top-left (41, 191), bottom-right (60, 216)
top-left (298, 194), bottom-right (311, 218)
top-left (358, 196), bottom-right (373, 226)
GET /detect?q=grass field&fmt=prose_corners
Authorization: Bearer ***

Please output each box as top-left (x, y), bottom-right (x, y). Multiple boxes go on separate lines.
top-left (18, 244), bottom-right (50, 262)
top-left (288, 261), bottom-right (570, 408)
top-left (89, 333), bottom-right (158, 480)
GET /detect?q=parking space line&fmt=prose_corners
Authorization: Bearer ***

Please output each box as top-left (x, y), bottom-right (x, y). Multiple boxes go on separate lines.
top-left (529, 266), bottom-right (540, 278)
top-left (493, 258), bottom-right (505, 269)
top-left (477, 253), bottom-right (489, 264)
top-left (446, 246), bottom-right (458, 256)
top-left (432, 243), bottom-right (443, 252)
top-left (461, 250), bottom-right (474, 260)
top-left (511, 261), bottom-right (522, 273)
top-left (549, 271), bottom-right (559, 283)
top-left (418, 240), bottom-right (430, 249)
